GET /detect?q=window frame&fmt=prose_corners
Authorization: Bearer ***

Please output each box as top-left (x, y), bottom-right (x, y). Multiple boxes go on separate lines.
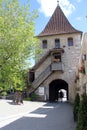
top-left (55, 39), bottom-right (60, 48)
top-left (68, 38), bottom-right (73, 46)
top-left (42, 40), bottom-right (47, 49)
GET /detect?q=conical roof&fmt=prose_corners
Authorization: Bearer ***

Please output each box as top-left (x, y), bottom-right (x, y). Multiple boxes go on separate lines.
top-left (38, 5), bottom-right (82, 37)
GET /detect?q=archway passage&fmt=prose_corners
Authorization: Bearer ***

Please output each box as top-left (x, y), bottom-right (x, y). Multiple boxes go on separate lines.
top-left (49, 79), bottom-right (68, 102)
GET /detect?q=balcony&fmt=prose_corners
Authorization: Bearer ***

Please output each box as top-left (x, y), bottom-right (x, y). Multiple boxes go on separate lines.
top-left (51, 62), bottom-right (64, 72)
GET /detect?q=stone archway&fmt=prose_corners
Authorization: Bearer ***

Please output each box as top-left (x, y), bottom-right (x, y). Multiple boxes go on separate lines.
top-left (49, 79), bottom-right (68, 102)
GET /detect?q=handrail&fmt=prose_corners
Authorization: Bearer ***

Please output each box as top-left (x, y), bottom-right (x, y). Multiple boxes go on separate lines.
top-left (30, 62), bottom-right (64, 93)
top-left (32, 65), bottom-right (51, 88)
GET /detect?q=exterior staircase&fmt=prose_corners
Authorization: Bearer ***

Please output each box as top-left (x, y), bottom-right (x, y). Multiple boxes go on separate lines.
top-left (32, 65), bottom-right (52, 91)
top-left (29, 62), bottom-right (64, 93)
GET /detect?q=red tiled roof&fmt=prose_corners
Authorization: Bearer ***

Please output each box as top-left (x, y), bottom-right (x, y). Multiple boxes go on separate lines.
top-left (38, 5), bottom-right (82, 37)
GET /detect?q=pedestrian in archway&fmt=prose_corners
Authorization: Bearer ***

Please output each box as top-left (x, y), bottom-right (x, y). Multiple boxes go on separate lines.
top-left (59, 91), bottom-right (64, 102)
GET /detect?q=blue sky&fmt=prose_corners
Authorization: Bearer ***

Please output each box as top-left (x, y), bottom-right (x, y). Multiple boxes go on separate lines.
top-left (22, 0), bottom-right (87, 36)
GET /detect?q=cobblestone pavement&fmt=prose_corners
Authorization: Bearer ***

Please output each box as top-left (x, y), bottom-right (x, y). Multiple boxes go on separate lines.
top-left (0, 100), bottom-right (76, 130)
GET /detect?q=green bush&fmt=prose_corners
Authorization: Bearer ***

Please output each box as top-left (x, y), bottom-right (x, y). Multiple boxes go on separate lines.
top-left (1, 91), bottom-right (7, 96)
top-left (24, 97), bottom-right (31, 101)
top-left (73, 93), bottom-right (80, 121)
top-left (76, 94), bottom-right (87, 130)
top-left (24, 93), bottom-right (39, 101)
top-left (0, 87), bottom-right (3, 92)
top-left (30, 93), bottom-right (38, 101)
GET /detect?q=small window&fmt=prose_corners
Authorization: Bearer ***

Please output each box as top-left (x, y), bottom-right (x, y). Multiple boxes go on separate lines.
top-left (53, 53), bottom-right (61, 62)
top-left (42, 40), bottom-right (47, 49)
top-left (82, 54), bottom-right (86, 61)
top-left (68, 38), bottom-right (73, 46)
top-left (55, 39), bottom-right (60, 48)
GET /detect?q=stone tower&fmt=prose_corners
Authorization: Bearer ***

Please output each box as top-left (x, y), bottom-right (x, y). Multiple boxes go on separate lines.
top-left (29, 4), bottom-right (82, 103)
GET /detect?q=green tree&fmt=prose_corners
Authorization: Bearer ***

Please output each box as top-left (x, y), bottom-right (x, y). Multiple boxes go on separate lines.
top-left (0, 0), bottom-right (38, 91)
top-left (76, 94), bottom-right (87, 130)
top-left (73, 93), bottom-right (80, 121)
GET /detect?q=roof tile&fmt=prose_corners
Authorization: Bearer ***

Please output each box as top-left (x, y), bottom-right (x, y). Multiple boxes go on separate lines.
top-left (38, 5), bottom-right (82, 37)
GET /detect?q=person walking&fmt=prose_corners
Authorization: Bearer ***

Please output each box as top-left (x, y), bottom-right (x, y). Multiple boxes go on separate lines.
top-left (59, 91), bottom-right (64, 102)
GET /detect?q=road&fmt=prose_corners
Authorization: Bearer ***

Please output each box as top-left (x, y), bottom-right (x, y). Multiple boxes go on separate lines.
top-left (0, 102), bottom-right (76, 130)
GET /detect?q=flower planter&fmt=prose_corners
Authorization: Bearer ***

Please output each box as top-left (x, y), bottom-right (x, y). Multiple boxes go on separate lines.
top-left (79, 66), bottom-right (85, 74)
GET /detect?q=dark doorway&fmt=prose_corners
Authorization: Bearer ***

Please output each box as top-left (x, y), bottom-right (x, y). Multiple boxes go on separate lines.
top-left (49, 79), bottom-right (68, 102)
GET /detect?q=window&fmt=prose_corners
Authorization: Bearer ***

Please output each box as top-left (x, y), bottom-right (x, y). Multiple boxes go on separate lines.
top-left (55, 39), bottom-right (60, 48)
top-left (53, 53), bottom-right (61, 62)
top-left (68, 38), bottom-right (73, 46)
top-left (42, 40), bottom-right (47, 49)
top-left (82, 54), bottom-right (86, 61)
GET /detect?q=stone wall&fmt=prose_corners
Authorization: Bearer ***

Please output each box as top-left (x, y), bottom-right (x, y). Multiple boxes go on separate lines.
top-left (76, 33), bottom-right (87, 96)
top-left (34, 33), bottom-right (82, 102)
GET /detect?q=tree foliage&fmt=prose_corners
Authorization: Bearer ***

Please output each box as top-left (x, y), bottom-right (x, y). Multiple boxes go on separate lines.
top-left (0, 0), bottom-right (38, 91)
top-left (73, 93), bottom-right (80, 121)
top-left (76, 94), bottom-right (87, 130)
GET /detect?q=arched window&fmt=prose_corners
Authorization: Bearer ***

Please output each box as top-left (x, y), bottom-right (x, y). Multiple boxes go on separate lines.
top-left (42, 40), bottom-right (47, 49)
top-left (55, 39), bottom-right (60, 48)
top-left (68, 38), bottom-right (73, 46)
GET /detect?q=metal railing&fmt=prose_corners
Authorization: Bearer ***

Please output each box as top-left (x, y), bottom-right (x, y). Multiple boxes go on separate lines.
top-left (51, 62), bottom-right (64, 72)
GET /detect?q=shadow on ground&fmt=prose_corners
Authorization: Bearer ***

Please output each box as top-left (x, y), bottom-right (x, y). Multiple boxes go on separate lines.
top-left (0, 102), bottom-right (76, 130)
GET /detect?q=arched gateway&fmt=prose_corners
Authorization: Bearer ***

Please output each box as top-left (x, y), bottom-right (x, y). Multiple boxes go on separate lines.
top-left (49, 79), bottom-right (68, 102)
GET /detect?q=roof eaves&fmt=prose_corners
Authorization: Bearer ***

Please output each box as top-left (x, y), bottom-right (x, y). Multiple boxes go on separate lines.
top-left (37, 31), bottom-right (83, 37)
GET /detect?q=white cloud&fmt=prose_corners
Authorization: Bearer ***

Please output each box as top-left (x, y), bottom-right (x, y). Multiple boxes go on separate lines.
top-left (76, 17), bottom-right (83, 21)
top-left (37, 0), bottom-right (75, 17)
top-left (76, 0), bottom-right (82, 3)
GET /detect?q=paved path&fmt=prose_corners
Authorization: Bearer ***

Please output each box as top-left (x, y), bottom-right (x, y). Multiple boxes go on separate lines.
top-left (0, 100), bottom-right (76, 130)
top-left (0, 99), bottom-right (46, 128)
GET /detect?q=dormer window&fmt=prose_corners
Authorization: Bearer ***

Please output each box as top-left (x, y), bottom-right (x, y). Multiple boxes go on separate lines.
top-left (68, 38), bottom-right (73, 46)
top-left (55, 39), bottom-right (60, 48)
top-left (42, 40), bottom-right (47, 49)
